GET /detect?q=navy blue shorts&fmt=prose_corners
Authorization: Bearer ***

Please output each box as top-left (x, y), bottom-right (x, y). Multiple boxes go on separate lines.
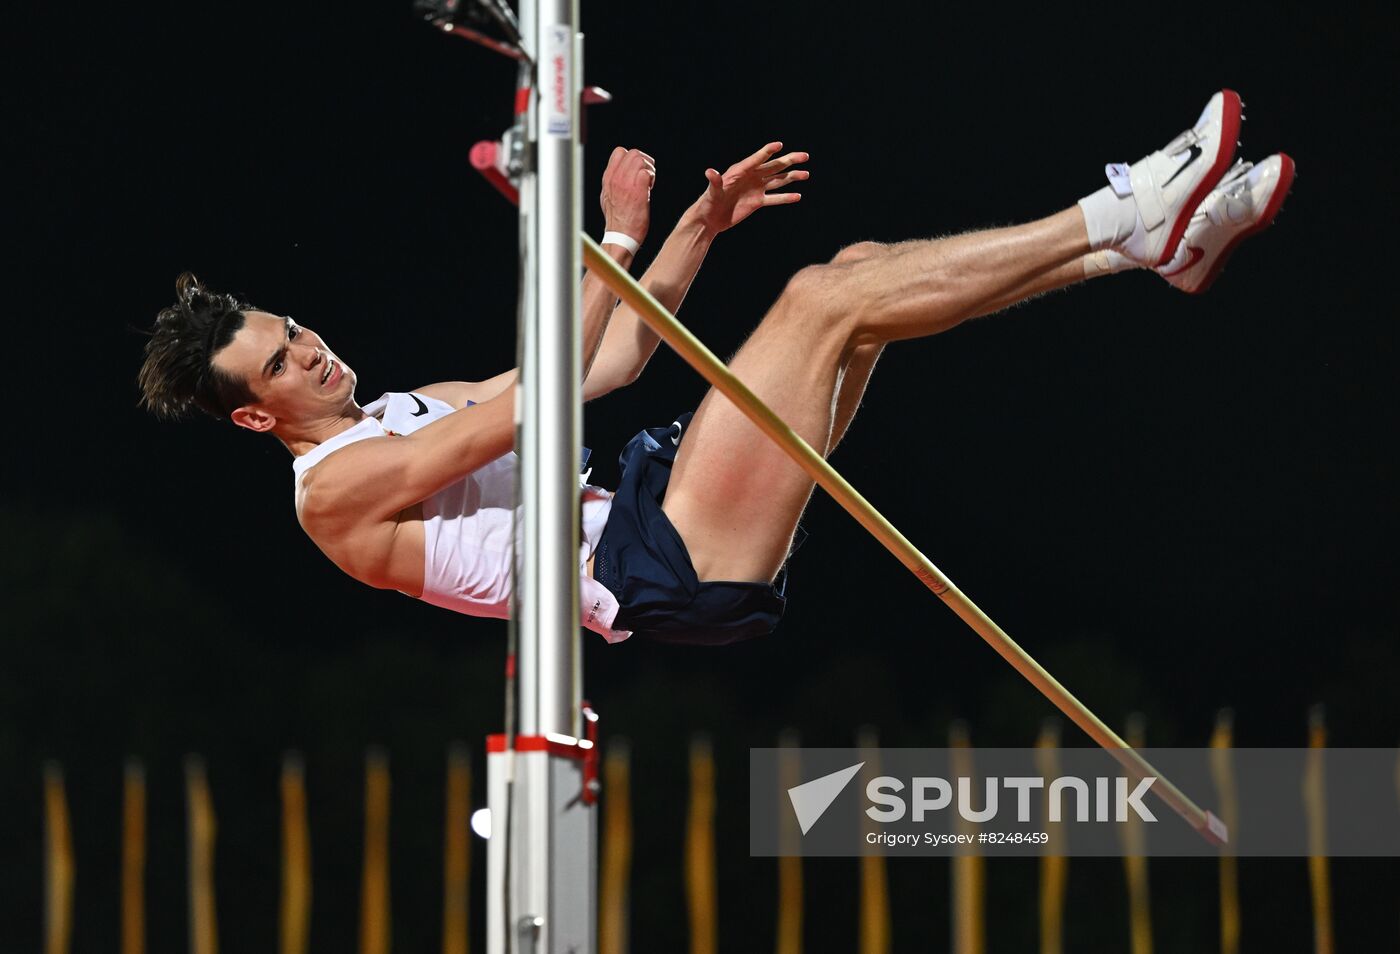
top-left (592, 413), bottom-right (801, 647)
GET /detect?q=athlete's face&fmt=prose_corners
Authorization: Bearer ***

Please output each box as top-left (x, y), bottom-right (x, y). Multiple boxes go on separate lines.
top-left (214, 311), bottom-right (357, 434)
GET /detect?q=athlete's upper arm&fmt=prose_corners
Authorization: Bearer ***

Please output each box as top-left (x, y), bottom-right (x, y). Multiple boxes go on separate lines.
top-left (300, 390), bottom-right (517, 531)
top-left (416, 370), bottom-right (519, 409)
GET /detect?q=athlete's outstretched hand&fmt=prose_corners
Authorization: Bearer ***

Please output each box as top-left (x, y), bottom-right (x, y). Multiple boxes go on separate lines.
top-left (600, 146), bottom-right (656, 244)
top-left (693, 142), bottom-right (809, 235)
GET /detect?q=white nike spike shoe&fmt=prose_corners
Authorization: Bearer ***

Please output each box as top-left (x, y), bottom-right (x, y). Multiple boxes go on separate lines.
top-left (1115, 90), bottom-right (1244, 267)
top-left (1157, 153), bottom-right (1296, 294)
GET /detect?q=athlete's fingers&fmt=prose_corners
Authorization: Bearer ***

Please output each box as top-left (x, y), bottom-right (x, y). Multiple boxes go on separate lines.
top-left (762, 191), bottom-right (802, 206)
top-left (757, 151), bottom-right (809, 175)
top-left (737, 141), bottom-right (783, 171)
top-left (763, 170), bottom-right (810, 191)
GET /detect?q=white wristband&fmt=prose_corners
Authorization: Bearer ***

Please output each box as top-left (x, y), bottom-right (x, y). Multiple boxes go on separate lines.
top-left (601, 231), bottom-right (640, 255)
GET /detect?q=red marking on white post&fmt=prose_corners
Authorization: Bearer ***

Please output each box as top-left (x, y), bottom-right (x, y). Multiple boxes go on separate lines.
top-left (487, 733), bottom-right (593, 761)
top-left (544, 25), bottom-right (572, 136)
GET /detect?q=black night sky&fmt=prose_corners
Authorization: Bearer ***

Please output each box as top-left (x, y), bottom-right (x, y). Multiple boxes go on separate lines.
top-left (8, 0), bottom-right (1399, 950)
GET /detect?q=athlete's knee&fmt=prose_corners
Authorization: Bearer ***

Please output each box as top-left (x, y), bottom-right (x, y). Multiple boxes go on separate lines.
top-left (781, 243), bottom-right (884, 306)
top-left (775, 262), bottom-right (836, 315)
top-left (830, 241), bottom-right (887, 265)
top-left (770, 258), bottom-right (867, 343)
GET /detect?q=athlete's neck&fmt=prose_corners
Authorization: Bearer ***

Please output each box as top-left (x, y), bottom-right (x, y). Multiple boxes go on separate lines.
top-left (280, 403), bottom-right (369, 457)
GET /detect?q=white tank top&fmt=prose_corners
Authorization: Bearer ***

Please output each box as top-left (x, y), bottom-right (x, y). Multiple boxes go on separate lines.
top-left (291, 391), bottom-right (630, 643)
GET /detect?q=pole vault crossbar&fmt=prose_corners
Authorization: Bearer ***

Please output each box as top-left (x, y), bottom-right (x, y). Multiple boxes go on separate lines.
top-left (578, 237), bottom-right (1229, 847)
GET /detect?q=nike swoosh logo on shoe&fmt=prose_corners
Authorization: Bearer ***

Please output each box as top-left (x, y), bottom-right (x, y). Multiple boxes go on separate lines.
top-left (1159, 245), bottom-right (1205, 277)
top-left (1163, 143), bottom-right (1204, 187)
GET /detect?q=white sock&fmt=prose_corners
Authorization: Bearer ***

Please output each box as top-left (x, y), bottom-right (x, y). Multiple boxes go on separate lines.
top-left (1077, 163), bottom-right (1141, 252)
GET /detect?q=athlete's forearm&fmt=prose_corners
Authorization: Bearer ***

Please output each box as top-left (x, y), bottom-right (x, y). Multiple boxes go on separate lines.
top-left (580, 242), bottom-right (635, 385)
top-left (583, 206), bottom-right (715, 399)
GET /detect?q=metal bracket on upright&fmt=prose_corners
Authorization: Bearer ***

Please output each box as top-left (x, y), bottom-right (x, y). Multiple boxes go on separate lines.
top-left (470, 84), bottom-right (611, 208)
top-left (421, 0), bottom-right (610, 211)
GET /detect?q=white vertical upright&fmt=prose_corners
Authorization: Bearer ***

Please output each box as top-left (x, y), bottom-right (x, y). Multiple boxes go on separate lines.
top-left (519, 0), bottom-right (581, 745)
top-left (487, 0), bottom-right (595, 951)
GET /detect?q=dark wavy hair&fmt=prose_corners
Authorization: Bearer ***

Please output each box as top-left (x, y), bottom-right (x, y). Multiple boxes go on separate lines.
top-left (138, 272), bottom-right (261, 421)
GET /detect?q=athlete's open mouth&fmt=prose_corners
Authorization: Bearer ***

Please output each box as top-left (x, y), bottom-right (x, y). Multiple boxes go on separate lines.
top-left (321, 358), bottom-right (337, 387)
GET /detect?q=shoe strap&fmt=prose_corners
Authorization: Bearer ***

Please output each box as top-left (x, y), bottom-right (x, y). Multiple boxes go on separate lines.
top-left (1129, 160), bottom-right (1168, 231)
top-left (1104, 163), bottom-right (1133, 197)
top-left (1131, 126), bottom-right (1209, 232)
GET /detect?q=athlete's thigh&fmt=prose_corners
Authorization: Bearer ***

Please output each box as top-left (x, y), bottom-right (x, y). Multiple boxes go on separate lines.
top-left (661, 315), bottom-right (844, 583)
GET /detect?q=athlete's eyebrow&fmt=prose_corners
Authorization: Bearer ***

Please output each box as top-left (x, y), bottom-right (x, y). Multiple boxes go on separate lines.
top-left (261, 317), bottom-right (293, 378)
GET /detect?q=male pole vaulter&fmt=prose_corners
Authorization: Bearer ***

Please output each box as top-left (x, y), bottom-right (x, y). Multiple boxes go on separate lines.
top-left (139, 93), bottom-right (1293, 646)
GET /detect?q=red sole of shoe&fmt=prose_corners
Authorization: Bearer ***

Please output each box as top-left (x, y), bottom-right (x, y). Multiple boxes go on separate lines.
top-left (1155, 89), bottom-right (1244, 267)
top-left (1188, 152), bottom-right (1296, 295)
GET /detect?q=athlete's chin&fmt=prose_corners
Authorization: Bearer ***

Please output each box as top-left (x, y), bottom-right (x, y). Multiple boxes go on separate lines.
top-left (335, 369), bottom-right (359, 408)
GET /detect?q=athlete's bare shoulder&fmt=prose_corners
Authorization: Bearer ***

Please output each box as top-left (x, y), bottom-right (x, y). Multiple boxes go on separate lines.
top-left (295, 439), bottom-right (425, 591)
top-left (294, 435), bottom-right (380, 523)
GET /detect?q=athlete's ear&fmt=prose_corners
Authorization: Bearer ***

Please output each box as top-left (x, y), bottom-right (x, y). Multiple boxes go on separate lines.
top-left (230, 404), bottom-right (277, 433)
